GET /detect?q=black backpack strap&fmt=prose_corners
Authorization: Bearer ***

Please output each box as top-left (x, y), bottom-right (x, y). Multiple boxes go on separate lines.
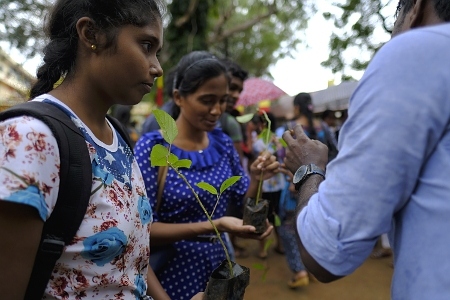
top-left (0, 101), bottom-right (92, 299)
top-left (106, 114), bottom-right (134, 151)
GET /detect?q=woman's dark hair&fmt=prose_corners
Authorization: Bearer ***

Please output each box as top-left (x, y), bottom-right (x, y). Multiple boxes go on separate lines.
top-left (220, 58), bottom-right (248, 81)
top-left (29, 0), bottom-right (166, 99)
top-left (250, 111), bottom-right (276, 133)
top-left (173, 51), bottom-right (229, 97)
top-left (293, 92), bottom-right (317, 139)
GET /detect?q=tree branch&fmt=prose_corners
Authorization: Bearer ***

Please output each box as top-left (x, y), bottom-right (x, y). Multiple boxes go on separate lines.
top-left (175, 0), bottom-right (200, 27)
top-left (212, 3), bottom-right (236, 38)
top-left (208, 4), bottom-right (278, 45)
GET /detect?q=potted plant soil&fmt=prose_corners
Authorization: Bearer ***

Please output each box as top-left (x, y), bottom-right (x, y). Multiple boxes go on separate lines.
top-left (150, 110), bottom-right (250, 300)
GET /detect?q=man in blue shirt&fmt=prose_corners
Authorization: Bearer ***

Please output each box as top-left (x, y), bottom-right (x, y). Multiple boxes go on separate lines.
top-left (283, 1), bottom-right (450, 299)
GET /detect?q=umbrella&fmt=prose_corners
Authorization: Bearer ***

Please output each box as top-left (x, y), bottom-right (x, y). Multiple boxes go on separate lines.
top-left (237, 77), bottom-right (286, 106)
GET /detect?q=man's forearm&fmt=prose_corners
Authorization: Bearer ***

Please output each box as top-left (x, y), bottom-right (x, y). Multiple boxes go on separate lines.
top-left (296, 174), bottom-right (323, 213)
top-left (295, 174), bottom-right (342, 283)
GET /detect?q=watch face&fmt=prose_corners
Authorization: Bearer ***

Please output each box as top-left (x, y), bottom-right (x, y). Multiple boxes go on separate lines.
top-left (293, 165), bottom-right (308, 184)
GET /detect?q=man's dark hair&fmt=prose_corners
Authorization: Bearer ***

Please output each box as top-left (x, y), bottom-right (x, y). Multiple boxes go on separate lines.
top-left (398, 0), bottom-right (450, 22)
top-left (220, 58), bottom-right (248, 81)
top-left (321, 109), bottom-right (334, 120)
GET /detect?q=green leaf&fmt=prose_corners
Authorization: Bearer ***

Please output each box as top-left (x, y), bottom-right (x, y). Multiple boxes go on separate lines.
top-left (274, 214), bottom-right (282, 227)
top-left (236, 113), bottom-right (254, 124)
top-left (259, 128), bottom-right (273, 146)
top-left (219, 176), bottom-right (241, 194)
top-left (168, 153), bottom-right (179, 165)
top-left (173, 159), bottom-right (192, 169)
top-left (196, 182), bottom-right (218, 195)
top-left (280, 138), bottom-right (288, 148)
top-left (150, 144), bottom-right (169, 166)
top-left (252, 263), bottom-right (265, 270)
top-left (263, 238), bottom-right (274, 252)
top-left (153, 109), bottom-right (178, 144)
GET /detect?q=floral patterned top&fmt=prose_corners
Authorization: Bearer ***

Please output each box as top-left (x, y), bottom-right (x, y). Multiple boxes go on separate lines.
top-left (0, 95), bottom-right (152, 300)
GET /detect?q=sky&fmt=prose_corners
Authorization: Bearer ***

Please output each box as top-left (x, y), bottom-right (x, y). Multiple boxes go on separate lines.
top-left (269, 10), bottom-right (338, 96)
top-left (3, 1), bottom-right (395, 98)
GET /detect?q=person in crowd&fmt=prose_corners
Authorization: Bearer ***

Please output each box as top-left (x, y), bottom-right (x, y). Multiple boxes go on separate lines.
top-left (218, 58), bottom-right (248, 163)
top-left (283, 1), bottom-right (450, 299)
top-left (218, 58), bottom-right (252, 258)
top-left (278, 164), bottom-right (311, 288)
top-left (141, 57), bottom-right (250, 258)
top-left (334, 109), bottom-right (348, 142)
top-left (140, 69), bottom-right (179, 134)
top-left (248, 112), bottom-right (286, 258)
top-left (134, 51), bottom-right (278, 300)
top-left (111, 104), bottom-right (140, 147)
top-left (371, 233), bottom-right (393, 260)
top-left (320, 109), bottom-right (339, 161)
top-left (141, 59), bottom-right (247, 161)
top-left (0, 0), bottom-right (202, 299)
top-left (288, 93), bottom-right (327, 144)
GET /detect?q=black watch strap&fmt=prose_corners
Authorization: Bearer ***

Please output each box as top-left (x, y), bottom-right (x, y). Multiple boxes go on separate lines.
top-left (294, 164), bottom-right (325, 191)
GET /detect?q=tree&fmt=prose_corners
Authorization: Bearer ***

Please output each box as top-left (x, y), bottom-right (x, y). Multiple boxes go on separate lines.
top-left (0, 0), bottom-right (50, 58)
top-left (321, 0), bottom-right (396, 80)
top-left (208, 0), bottom-right (312, 77)
top-left (1, 0), bottom-right (315, 79)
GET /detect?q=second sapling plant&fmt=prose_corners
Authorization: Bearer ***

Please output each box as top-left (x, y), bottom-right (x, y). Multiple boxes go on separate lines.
top-left (236, 110), bottom-right (273, 205)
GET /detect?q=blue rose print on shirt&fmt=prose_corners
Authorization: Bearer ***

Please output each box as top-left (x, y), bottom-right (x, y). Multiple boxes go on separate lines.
top-left (92, 156), bottom-right (115, 186)
top-left (7, 185), bottom-right (48, 221)
top-left (138, 195), bottom-right (153, 225)
top-left (133, 274), bottom-right (147, 300)
top-left (81, 227), bottom-right (127, 266)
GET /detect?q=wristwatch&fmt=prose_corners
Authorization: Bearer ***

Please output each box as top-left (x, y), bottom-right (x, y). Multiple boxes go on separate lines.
top-left (292, 164), bottom-right (325, 191)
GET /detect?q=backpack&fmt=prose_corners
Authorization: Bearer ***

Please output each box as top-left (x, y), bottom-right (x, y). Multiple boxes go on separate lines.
top-left (0, 101), bottom-right (132, 299)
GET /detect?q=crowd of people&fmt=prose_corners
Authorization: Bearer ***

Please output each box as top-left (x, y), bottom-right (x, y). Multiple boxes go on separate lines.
top-left (0, 0), bottom-right (449, 299)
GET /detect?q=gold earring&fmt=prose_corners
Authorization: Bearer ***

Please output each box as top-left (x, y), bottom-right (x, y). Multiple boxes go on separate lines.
top-left (91, 44), bottom-right (97, 51)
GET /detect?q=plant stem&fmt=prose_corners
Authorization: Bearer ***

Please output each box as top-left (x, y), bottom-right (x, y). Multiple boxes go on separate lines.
top-left (171, 164), bottom-right (234, 278)
top-left (255, 171), bottom-right (264, 205)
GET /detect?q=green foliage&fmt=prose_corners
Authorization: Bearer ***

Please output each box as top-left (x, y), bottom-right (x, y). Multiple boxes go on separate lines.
top-left (322, 0), bottom-right (395, 78)
top-left (236, 113), bottom-right (254, 124)
top-left (196, 182), bottom-right (218, 195)
top-left (153, 110), bottom-right (178, 144)
top-left (252, 263), bottom-right (266, 271)
top-left (220, 176), bottom-right (241, 194)
top-left (0, 0), bottom-right (49, 58)
top-left (3, 0), bottom-right (314, 78)
top-left (150, 144), bottom-right (169, 167)
top-left (173, 159), bottom-right (192, 169)
top-left (273, 214), bottom-right (281, 227)
top-left (162, 0), bottom-right (212, 72)
top-left (206, 0), bottom-right (314, 77)
top-left (252, 239), bottom-right (273, 281)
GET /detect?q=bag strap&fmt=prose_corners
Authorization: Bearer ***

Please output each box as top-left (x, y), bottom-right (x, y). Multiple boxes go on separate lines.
top-left (155, 166), bottom-right (168, 212)
top-left (0, 101), bottom-right (93, 299)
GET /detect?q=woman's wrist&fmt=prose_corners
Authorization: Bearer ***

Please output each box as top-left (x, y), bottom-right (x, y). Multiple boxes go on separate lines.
top-left (212, 218), bottom-right (222, 232)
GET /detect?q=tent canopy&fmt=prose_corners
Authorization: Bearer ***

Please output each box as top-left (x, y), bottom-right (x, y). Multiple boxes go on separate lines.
top-left (270, 81), bottom-right (358, 118)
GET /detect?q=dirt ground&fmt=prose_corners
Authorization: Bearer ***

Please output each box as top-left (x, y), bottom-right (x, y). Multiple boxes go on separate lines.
top-left (235, 237), bottom-right (393, 300)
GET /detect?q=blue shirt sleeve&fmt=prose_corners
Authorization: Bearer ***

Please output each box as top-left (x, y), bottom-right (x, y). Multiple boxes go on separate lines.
top-left (297, 27), bottom-right (450, 276)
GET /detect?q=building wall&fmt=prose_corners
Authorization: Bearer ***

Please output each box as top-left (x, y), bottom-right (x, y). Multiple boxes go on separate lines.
top-left (0, 48), bottom-right (36, 110)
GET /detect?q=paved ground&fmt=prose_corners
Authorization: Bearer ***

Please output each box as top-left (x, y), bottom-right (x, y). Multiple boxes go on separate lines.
top-left (234, 237), bottom-right (393, 300)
